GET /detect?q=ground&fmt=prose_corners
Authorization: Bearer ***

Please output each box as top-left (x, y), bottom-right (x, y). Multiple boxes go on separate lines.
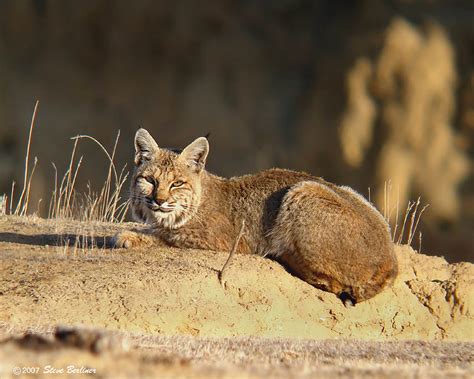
top-left (0, 215), bottom-right (472, 378)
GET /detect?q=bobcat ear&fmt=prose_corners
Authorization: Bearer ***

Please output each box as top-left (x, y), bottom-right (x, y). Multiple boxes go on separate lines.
top-left (134, 128), bottom-right (159, 165)
top-left (180, 137), bottom-right (209, 173)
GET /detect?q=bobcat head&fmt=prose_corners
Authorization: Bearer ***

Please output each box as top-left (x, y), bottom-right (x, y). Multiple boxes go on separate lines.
top-left (130, 128), bottom-right (209, 229)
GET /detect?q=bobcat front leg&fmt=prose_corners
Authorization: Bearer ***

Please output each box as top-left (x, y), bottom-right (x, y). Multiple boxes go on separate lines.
top-left (113, 229), bottom-right (165, 249)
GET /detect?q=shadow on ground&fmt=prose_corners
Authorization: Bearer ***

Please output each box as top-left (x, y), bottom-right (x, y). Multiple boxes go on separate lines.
top-left (0, 232), bottom-right (114, 249)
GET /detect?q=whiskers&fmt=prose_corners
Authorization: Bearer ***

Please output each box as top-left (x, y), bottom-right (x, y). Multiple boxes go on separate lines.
top-left (179, 203), bottom-right (204, 224)
top-left (129, 188), bottom-right (203, 229)
top-left (128, 194), bottom-right (145, 204)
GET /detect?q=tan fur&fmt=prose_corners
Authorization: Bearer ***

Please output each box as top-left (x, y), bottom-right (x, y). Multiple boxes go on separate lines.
top-left (114, 129), bottom-right (398, 303)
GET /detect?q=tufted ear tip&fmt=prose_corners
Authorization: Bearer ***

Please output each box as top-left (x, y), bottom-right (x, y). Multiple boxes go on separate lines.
top-left (194, 136), bottom-right (209, 147)
top-left (134, 128), bottom-right (159, 165)
top-left (179, 137), bottom-right (209, 173)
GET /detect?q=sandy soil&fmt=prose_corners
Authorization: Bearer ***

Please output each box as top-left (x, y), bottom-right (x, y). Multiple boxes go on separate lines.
top-left (1, 327), bottom-right (472, 379)
top-left (0, 215), bottom-right (473, 378)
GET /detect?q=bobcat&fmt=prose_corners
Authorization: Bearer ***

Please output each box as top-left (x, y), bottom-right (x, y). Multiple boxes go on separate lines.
top-left (114, 128), bottom-right (397, 303)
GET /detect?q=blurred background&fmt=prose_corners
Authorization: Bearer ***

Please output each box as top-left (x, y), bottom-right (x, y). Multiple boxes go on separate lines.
top-left (0, 0), bottom-right (472, 262)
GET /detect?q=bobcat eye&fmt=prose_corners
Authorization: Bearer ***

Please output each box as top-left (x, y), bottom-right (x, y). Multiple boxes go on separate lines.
top-left (171, 180), bottom-right (184, 188)
top-left (138, 176), bottom-right (156, 186)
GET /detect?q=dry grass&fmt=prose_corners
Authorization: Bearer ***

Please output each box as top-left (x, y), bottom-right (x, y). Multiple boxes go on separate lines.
top-left (3, 101), bottom-right (130, 226)
top-left (371, 180), bottom-right (429, 251)
top-left (0, 195), bottom-right (6, 216)
top-left (1, 101), bottom-right (130, 255)
top-left (47, 133), bottom-right (129, 223)
top-left (7, 100), bottom-right (39, 217)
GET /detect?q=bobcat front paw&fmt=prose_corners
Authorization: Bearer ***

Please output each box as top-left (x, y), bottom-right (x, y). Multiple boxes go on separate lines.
top-left (112, 230), bottom-right (153, 249)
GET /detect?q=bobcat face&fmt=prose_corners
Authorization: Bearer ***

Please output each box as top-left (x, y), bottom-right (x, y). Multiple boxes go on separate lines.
top-left (130, 129), bottom-right (209, 229)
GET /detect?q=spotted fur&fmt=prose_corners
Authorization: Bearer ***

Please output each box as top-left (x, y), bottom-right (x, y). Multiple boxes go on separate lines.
top-left (114, 128), bottom-right (398, 303)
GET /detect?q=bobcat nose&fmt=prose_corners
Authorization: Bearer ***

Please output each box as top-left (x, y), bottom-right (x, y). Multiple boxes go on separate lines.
top-left (155, 198), bottom-right (167, 206)
top-left (152, 198), bottom-right (173, 213)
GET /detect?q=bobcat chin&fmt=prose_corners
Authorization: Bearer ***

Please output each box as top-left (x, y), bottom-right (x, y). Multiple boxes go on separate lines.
top-left (114, 128), bottom-right (397, 303)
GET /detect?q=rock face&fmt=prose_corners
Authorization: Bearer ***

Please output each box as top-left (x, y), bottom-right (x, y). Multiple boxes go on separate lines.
top-left (0, 217), bottom-right (472, 341)
top-left (340, 18), bottom-right (469, 223)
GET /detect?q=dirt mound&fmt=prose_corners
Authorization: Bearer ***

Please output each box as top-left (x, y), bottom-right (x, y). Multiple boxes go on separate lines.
top-left (0, 216), bottom-right (472, 341)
